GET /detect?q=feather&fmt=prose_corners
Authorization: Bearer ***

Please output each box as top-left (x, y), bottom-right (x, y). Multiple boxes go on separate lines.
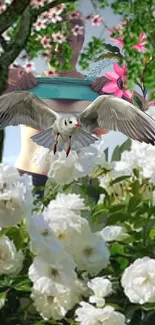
top-left (31, 128), bottom-right (56, 150)
top-left (71, 128), bottom-right (98, 150)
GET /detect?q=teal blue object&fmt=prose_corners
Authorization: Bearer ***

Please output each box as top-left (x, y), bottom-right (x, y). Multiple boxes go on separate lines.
top-left (28, 77), bottom-right (99, 100)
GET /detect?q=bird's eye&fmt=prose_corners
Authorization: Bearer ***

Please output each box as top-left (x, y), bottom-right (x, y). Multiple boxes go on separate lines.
top-left (69, 121), bottom-right (72, 124)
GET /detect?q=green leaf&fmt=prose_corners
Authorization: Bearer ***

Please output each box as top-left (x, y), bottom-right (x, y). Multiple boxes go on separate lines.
top-left (104, 147), bottom-right (109, 161)
top-left (140, 311), bottom-right (155, 325)
top-left (111, 145), bottom-right (120, 162)
top-left (104, 43), bottom-right (121, 53)
top-left (132, 95), bottom-right (143, 110)
top-left (110, 175), bottom-right (131, 185)
top-left (0, 292), bottom-right (7, 310)
top-left (119, 138), bottom-right (132, 154)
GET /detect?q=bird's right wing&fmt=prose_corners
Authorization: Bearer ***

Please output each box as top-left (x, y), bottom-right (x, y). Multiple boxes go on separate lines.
top-left (80, 95), bottom-right (155, 145)
top-left (0, 91), bottom-right (58, 130)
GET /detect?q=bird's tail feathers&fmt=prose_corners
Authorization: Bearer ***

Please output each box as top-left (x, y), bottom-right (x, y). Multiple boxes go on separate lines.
top-left (31, 127), bottom-right (56, 150)
top-left (71, 127), bottom-right (98, 150)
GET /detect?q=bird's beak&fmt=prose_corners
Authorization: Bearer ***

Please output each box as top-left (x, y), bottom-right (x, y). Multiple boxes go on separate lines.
top-left (75, 123), bottom-right (81, 127)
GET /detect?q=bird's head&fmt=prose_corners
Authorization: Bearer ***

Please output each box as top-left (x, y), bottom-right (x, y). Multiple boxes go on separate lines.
top-left (64, 116), bottom-right (81, 130)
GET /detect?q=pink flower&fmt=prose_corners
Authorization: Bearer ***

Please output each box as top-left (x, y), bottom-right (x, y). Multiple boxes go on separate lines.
top-left (33, 19), bottom-right (47, 31)
top-left (23, 61), bottom-right (36, 73)
top-left (148, 101), bottom-right (155, 106)
top-left (55, 3), bottom-right (66, 14)
top-left (43, 69), bottom-right (57, 78)
top-left (132, 32), bottom-right (147, 52)
top-left (48, 8), bottom-right (62, 23)
top-left (91, 15), bottom-right (103, 27)
top-left (71, 25), bottom-right (84, 36)
top-left (0, 2), bottom-right (6, 13)
top-left (102, 62), bottom-right (132, 99)
top-left (30, 0), bottom-right (46, 8)
top-left (40, 36), bottom-right (51, 48)
top-left (52, 32), bottom-right (66, 44)
top-left (69, 11), bottom-right (83, 20)
top-left (108, 21), bottom-right (126, 47)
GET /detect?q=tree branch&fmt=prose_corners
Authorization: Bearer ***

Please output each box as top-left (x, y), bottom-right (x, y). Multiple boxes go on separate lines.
top-left (0, 35), bottom-right (8, 51)
top-left (0, 0), bottom-right (31, 34)
top-left (0, 6), bottom-right (32, 93)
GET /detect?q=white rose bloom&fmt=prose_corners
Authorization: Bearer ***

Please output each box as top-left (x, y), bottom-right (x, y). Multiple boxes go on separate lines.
top-left (0, 164), bottom-right (33, 227)
top-left (47, 193), bottom-right (86, 214)
top-left (33, 147), bottom-right (51, 171)
top-left (0, 163), bottom-right (20, 190)
top-left (75, 302), bottom-right (126, 325)
top-left (78, 141), bottom-right (106, 174)
top-left (47, 210), bottom-right (91, 251)
top-left (32, 277), bottom-right (84, 320)
top-left (29, 256), bottom-right (77, 288)
top-left (0, 236), bottom-right (24, 275)
top-left (26, 212), bottom-right (75, 267)
top-left (34, 141), bottom-right (106, 185)
top-left (113, 141), bottom-right (155, 182)
top-left (121, 257), bottom-right (155, 304)
top-left (48, 151), bottom-right (85, 184)
top-left (88, 277), bottom-right (112, 307)
top-left (71, 231), bottom-right (110, 274)
top-left (100, 226), bottom-right (129, 242)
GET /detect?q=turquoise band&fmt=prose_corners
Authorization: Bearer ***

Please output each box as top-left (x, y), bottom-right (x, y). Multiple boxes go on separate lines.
top-left (28, 77), bottom-right (99, 100)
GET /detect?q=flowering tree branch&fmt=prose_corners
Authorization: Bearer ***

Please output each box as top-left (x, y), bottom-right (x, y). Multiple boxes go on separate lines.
top-left (0, 0), bottom-right (31, 34)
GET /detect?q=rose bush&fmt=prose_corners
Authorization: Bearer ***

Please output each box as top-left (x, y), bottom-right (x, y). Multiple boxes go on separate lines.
top-left (0, 135), bottom-right (155, 324)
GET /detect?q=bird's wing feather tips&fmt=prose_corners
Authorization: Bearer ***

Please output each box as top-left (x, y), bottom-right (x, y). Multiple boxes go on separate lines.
top-left (0, 91), bottom-right (58, 129)
top-left (80, 95), bottom-right (155, 145)
top-left (71, 128), bottom-right (98, 151)
top-left (31, 127), bottom-right (56, 150)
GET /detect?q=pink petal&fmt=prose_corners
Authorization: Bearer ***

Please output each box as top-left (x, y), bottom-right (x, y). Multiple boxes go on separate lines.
top-left (114, 62), bottom-right (124, 77)
top-left (123, 90), bottom-right (132, 99)
top-left (149, 101), bottom-right (155, 106)
top-left (104, 71), bottom-right (118, 81)
top-left (102, 81), bottom-right (118, 93)
top-left (114, 89), bottom-right (123, 97)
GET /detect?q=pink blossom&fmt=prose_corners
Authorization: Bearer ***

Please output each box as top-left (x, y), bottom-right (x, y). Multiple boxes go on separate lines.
top-left (52, 32), bottom-right (66, 44)
top-left (108, 21), bottom-right (126, 47)
top-left (91, 15), bottom-right (103, 27)
top-left (30, 0), bottom-right (46, 8)
top-left (48, 8), bottom-right (62, 23)
top-left (40, 36), bottom-right (51, 48)
top-left (43, 69), bottom-right (57, 78)
top-left (148, 101), bottom-right (155, 106)
top-left (0, 2), bottom-right (6, 13)
top-left (55, 3), bottom-right (66, 14)
top-left (33, 19), bottom-right (47, 31)
top-left (23, 61), bottom-right (36, 73)
top-left (132, 32), bottom-right (147, 52)
top-left (69, 11), bottom-right (83, 20)
top-left (102, 62), bottom-right (132, 99)
top-left (71, 25), bottom-right (84, 36)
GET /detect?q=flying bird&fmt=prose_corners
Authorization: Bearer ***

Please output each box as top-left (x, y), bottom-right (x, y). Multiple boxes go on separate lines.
top-left (0, 91), bottom-right (155, 157)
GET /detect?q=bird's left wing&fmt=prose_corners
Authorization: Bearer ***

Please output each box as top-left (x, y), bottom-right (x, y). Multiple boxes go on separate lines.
top-left (79, 95), bottom-right (155, 145)
top-left (0, 91), bottom-right (58, 130)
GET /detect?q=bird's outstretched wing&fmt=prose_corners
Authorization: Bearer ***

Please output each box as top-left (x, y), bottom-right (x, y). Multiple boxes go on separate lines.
top-left (80, 95), bottom-right (155, 145)
top-left (0, 91), bottom-right (58, 130)
top-left (71, 128), bottom-right (98, 151)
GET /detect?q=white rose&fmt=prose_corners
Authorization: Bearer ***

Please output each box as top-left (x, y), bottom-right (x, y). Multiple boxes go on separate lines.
top-left (71, 231), bottom-right (110, 274)
top-left (88, 277), bottom-right (112, 307)
top-left (47, 151), bottom-right (85, 184)
top-left (121, 257), bottom-right (155, 304)
top-left (0, 236), bottom-right (24, 275)
top-left (100, 226), bottom-right (129, 242)
top-left (75, 302), bottom-right (126, 325)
